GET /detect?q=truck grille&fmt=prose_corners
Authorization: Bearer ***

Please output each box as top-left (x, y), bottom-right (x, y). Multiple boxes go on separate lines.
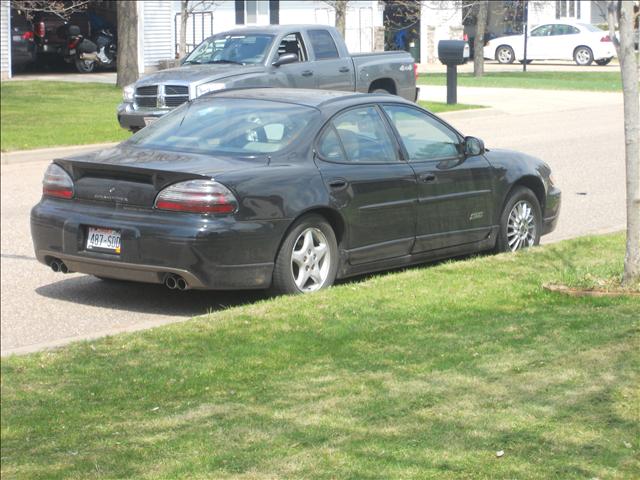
top-left (134, 85), bottom-right (189, 109)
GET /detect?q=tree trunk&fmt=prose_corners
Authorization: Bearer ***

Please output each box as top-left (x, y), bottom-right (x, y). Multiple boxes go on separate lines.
top-left (608, 0), bottom-right (640, 285)
top-left (473, 0), bottom-right (488, 77)
top-left (334, 1), bottom-right (347, 39)
top-left (179, 0), bottom-right (188, 59)
top-left (116, 0), bottom-right (139, 87)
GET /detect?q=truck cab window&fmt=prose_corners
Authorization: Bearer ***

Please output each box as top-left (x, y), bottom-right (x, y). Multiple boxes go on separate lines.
top-left (277, 33), bottom-right (308, 62)
top-left (308, 29), bottom-right (339, 60)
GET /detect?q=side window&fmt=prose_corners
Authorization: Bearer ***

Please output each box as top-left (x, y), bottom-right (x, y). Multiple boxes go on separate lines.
top-left (330, 107), bottom-right (397, 163)
top-left (317, 127), bottom-right (346, 162)
top-left (277, 32), bottom-right (308, 62)
top-left (382, 105), bottom-right (460, 161)
top-left (553, 24), bottom-right (579, 35)
top-left (531, 24), bottom-right (553, 37)
top-left (308, 29), bottom-right (339, 60)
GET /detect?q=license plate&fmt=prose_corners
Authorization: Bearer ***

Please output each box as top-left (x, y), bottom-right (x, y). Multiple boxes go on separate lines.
top-left (144, 117), bottom-right (158, 126)
top-left (86, 227), bottom-right (121, 253)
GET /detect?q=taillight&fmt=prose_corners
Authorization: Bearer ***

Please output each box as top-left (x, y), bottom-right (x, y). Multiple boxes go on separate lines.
top-left (35, 21), bottom-right (45, 38)
top-left (600, 35), bottom-right (611, 42)
top-left (68, 38), bottom-right (80, 49)
top-left (154, 179), bottom-right (238, 214)
top-left (43, 164), bottom-right (74, 199)
top-left (21, 31), bottom-right (34, 41)
top-left (413, 63), bottom-right (418, 80)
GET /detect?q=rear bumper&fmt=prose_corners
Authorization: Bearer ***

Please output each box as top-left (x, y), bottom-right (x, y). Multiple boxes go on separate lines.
top-left (542, 185), bottom-right (561, 235)
top-left (31, 198), bottom-right (290, 290)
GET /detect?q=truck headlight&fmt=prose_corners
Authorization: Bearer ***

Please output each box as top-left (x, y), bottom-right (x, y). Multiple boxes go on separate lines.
top-left (123, 83), bottom-right (135, 102)
top-left (196, 82), bottom-right (226, 97)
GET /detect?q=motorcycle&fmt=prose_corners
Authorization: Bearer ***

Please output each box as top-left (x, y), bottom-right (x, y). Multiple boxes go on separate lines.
top-left (61, 24), bottom-right (116, 73)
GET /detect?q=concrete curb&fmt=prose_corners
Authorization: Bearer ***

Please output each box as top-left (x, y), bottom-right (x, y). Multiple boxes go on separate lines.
top-left (1, 142), bottom-right (119, 166)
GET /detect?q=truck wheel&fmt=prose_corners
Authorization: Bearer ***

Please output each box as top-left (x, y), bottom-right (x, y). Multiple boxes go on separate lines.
top-left (75, 58), bottom-right (95, 73)
top-left (371, 88), bottom-right (392, 95)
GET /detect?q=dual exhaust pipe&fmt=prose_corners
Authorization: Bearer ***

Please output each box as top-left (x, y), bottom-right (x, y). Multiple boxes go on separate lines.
top-left (50, 258), bottom-right (69, 274)
top-left (164, 273), bottom-right (188, 291)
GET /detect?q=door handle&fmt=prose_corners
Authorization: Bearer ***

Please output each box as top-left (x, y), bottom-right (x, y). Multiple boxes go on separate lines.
top-left (419, 173), bottom-right (436, 183)
top-left (339, 66), bottom-right (350, 73)
top-left (301, 70), bottom-right (313, 77)
top-left (328, 179), bottom-right (348, 190)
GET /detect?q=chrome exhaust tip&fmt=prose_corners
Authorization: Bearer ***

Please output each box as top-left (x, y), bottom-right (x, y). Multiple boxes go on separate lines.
top-left (164, 274), bottom-right (177, 290)
top-left (176, 277), bottom-right (188, 291)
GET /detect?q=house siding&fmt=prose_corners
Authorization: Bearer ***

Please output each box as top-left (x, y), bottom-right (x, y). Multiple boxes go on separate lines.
top-left (142, 0), bottom-right (175, 71)
top-left (1, 0), bottom-right (10, 79)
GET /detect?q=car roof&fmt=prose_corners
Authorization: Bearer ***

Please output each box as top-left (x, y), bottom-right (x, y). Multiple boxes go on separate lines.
top-left (206, 88), bottom-right (414, 109)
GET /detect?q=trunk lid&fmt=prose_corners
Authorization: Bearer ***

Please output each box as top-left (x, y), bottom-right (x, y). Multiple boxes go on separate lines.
top-left (56, 145), bottom-right (266, 207)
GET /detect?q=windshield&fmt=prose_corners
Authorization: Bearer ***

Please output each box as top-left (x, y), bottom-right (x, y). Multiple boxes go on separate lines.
top-left (184, 33), bottom-right (274, 65)
top-left (128, 98), bottom-right (318, 156)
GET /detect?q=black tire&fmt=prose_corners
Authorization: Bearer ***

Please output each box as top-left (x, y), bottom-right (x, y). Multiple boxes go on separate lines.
top-left (495, 186), bottom-right (542, 253)
top-left (595, 57), bottom-right (612, 66)
top-left (75, 57), bottom-right (96, 73)
top-left (270, 214), bottom-right (338, 295)
top-left (573, 46), bottom-right (593, 66)
top-left (371, 88), bottom-right (392, 95)
top-left (496, 45), bottom-right (515, 64)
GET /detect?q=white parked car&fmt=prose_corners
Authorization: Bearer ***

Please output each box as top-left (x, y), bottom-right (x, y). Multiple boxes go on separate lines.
top-left (484, 21), bottom-right (616, 66)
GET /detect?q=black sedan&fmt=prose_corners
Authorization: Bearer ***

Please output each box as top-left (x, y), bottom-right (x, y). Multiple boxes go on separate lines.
top-left (31, 88), bottom-right (561, 294)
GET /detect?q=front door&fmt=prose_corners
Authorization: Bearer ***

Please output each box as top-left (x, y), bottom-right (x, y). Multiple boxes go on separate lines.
top-left (527, 24), bottom-right (555, 59)
top-left (272, 32), bottom-right (317, 88)
top-left (380, 104), bottom-right (495, 253)
top-left (315, 105), bottom-right (417, 265)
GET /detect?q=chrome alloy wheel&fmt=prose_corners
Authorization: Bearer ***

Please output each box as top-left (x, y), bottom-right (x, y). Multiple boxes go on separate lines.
top-left (290, 227), bottom-right (331, 292)
top-left (497, 47), bottom-right (513, 63)
top-left (507, 200), bottom-right (537, 251)
top-left (575, 47), bottom-right (591, 65)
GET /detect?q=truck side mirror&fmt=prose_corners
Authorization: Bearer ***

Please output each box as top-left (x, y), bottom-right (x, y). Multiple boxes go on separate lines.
top-left (272, 53), bottom-right (298, 67)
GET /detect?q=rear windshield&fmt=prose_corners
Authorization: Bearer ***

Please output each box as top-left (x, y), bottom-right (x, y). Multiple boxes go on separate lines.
top-left (128, 98), bottom-right (318, 155)
top-left (579, 23), bottom-right (604, 32)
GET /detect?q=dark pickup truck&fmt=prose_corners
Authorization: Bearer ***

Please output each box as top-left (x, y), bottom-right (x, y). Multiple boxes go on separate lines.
top-left (118, 24), bottom-right (419, 131)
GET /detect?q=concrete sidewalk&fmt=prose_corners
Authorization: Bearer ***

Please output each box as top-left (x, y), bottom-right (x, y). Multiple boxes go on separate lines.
top-left (419, 85), bottom-right (622, 114)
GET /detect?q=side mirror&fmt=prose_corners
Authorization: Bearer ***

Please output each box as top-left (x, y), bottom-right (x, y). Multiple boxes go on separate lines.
top-left (272, 53), bottom-right (298, 67)
top-left (464, 136), bottom-right (485, 156)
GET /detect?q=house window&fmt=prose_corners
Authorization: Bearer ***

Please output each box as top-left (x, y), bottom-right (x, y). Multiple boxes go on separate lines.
top-left (556, 1), bottom-right (580, 19)
top-left (246, 0), bottom-right (269, 24)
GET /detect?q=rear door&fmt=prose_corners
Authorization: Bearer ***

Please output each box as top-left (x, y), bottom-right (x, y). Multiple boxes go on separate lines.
top-left (551, 24), bottom-right (581, 59)
top-left (381, 104), bottom-right (495, 253)
top-left (306, 28), bottom-right (355, 91)
top-left (315, 105), bottom-right (417, 264)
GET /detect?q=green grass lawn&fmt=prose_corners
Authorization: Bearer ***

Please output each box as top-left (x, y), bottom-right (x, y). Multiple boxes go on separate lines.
top-left (419, 100), bottom-right (485, 113)
top-left (0, 81), bottom-right (483, 153)
top-left (2, 233), bottom-right (638, 479)
top-left (0, 81), bottom-right (129, 152)
top-left (418, 71), bottom-right (624, 91)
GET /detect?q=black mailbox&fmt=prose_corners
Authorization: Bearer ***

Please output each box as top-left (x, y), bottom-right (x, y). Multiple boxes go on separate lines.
top-left (437, 40), bottom-right (470, 105)
top-left (438, 40), bottom-right (470, 66)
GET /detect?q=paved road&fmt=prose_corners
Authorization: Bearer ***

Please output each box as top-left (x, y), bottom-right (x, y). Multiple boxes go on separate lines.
top-left (0, 89), bottom-right (626, 355)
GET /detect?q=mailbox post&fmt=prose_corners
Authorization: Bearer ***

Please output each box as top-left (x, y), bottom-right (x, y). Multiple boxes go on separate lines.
top-left (437, 40), bottom-right (470, 104)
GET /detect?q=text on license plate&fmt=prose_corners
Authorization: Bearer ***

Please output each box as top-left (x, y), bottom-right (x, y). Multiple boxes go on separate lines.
top-left (144, 117), bottom-right (158, 126)
top-left (86, 227), bottom-right (121, 253)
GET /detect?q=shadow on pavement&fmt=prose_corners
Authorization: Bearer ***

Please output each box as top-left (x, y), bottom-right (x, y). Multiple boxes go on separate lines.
top-left (35, 274), bottom-right (268, 317)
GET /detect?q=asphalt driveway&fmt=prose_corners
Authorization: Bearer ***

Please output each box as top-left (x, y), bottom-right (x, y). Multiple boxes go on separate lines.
top-left (0, 88), bottom-right (626, 355)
